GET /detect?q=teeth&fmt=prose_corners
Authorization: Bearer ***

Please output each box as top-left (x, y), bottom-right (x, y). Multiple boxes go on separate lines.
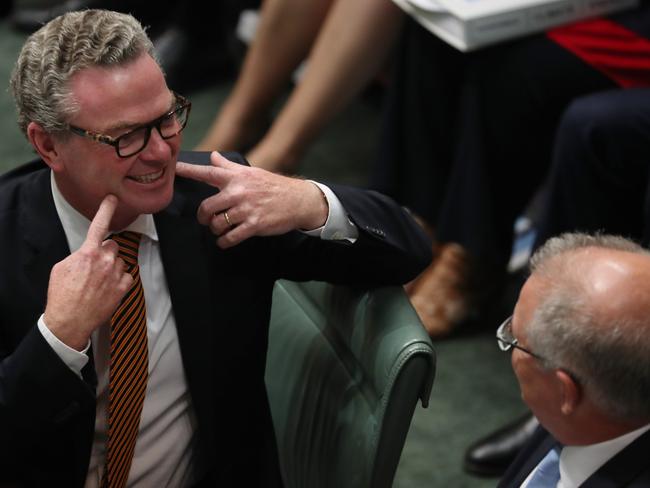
top-left (130, 169), bottom-right (163, 183)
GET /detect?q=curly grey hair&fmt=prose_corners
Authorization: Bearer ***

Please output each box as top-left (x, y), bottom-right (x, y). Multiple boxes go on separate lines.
top-left (527, 232), bottom-right (650, 421)
top-left (10, 9), bottom-right (157, 137)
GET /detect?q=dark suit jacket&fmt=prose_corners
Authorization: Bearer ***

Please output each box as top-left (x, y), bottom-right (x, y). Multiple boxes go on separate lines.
top-left (0, 151), bottom-right (431, 487)
top-left (499, 426), bottom-right (650, 488)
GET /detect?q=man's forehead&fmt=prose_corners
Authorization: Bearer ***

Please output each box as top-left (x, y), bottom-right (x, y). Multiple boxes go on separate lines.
top-left (67, 55), bottom-right (171, 130)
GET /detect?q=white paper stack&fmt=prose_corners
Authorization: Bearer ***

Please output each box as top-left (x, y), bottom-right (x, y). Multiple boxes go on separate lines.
top-left (391, 0), bottom-right (640, 51)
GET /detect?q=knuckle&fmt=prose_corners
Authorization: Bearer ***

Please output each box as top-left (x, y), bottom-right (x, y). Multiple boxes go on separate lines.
top-left (221, 231), bottom-right (238, 247)
top-left (198, 200), bottom-right (215, 222)
top-left (78, 247), bottom-right (93, 259)
top-left (248, 214), bottom-right (260, 228)
top-left (209, 220), bottom-right (221, 236)
top-left (198, 199), bottom-right (209, 214)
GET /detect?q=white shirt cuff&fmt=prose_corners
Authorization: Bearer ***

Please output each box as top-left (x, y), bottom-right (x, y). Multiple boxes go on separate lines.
top-left (303, 181), bottom-right (358, 243)
top-left (37, 314), bottom-right (90, 379)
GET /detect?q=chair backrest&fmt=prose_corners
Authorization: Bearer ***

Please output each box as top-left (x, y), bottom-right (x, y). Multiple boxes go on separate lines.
top-left (265, 280), bottom-right (436, 488)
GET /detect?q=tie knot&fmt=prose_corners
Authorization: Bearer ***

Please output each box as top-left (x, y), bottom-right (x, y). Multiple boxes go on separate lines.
top-left (110, 231), bottom-right (142, 267)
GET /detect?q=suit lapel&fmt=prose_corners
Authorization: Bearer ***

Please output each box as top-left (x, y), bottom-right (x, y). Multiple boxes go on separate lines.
top-left (154, 188), bottom-right (218, 455)
top-left (582, 428), bottom-right (650, 488)
top-left (20, 168), bottom-right (70, 317)
top-left (500, 427), bottom-right (557, 488)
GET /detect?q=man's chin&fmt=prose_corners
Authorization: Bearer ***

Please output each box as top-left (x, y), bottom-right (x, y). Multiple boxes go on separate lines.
top-left (142, 193), bottom-right (174, 215)
top-left (122, 188), bottom-right (175, 216)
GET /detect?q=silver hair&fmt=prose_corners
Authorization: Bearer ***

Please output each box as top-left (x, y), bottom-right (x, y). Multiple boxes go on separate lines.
top-left (10, 9), bottom-right (157, 137)
top-left (527, 232), bottom-right (650, 421)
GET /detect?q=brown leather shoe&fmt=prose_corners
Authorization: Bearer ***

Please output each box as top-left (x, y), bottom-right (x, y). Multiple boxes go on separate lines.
top-left (407, 243), bottom-right (478, 338)
top-left (403, 216), bottom-right (436, 295)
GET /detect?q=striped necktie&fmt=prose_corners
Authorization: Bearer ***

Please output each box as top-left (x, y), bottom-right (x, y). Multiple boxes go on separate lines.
top-left (103, 231), bottom-right (148, 488)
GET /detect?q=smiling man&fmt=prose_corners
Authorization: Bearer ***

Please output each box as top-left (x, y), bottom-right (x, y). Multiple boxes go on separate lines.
top-left (498, 233), bottom-right (650, 488)
top-left (0, 9), bottom-right (431, 487)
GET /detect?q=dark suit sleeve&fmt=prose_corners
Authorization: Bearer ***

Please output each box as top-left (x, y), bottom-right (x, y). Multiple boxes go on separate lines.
top-left (0, 325), bottom-right (95, 430)
top-left (240, 182), bottom-right (433, 286)
top-left (0, 318), bottom-right (97, 484)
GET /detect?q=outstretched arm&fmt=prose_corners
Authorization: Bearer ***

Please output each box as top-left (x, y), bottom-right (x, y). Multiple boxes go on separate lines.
top-left (175, 151), bottom-right (432, 285)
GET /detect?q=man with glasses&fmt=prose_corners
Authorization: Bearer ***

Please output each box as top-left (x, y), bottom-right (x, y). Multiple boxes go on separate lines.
top-left (496, 232), bottom-right (650, 488)
top-left (466, 88), bottom-right (650, 478)
top-left (0, 9), bottom-right (431, 488)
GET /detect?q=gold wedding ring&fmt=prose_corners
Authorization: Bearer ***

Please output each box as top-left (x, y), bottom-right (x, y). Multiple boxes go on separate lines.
top-left (223, 211), bottom-right (233, 227)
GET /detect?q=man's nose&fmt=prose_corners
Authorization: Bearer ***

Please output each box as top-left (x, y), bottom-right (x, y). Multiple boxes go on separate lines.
top-left (139, 127), bottom-right (173, 160)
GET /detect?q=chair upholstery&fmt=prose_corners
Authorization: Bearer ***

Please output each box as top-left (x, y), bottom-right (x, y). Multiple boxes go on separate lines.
top-left (265, 280), bottom-right (436, 488)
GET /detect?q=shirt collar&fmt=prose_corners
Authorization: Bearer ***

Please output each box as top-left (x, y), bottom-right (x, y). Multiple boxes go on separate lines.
top-left (50, 171), bottom-right (159, 253)
top-left (559, 423), bottom-right (650, 488)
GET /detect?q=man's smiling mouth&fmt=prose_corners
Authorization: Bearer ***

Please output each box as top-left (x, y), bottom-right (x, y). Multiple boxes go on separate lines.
top-left (128, 168), bottom-right (164, 184)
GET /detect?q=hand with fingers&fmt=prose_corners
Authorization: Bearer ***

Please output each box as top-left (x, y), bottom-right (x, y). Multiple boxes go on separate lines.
top-left (176, 151), bottom-right (329, 248)
top-left (43, 195), bottom-right (134, 351)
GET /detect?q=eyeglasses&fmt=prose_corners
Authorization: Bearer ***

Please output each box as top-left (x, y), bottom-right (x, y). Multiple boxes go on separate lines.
top-left (496, 316), bottom-right (545, 361)
top-left (497, 315), bottom-right (581, 383)
top-left (68, 92), bottom-right (192, 158)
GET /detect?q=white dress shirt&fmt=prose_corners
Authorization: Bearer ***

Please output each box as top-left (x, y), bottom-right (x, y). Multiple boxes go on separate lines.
top-left (39, 172), bottom-right (357, 487)
top-left (521, 423), bottom-right (650, 488)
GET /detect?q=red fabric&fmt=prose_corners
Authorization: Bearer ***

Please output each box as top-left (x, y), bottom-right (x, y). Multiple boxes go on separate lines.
top-left (547, 18), bottom-right (650, 88)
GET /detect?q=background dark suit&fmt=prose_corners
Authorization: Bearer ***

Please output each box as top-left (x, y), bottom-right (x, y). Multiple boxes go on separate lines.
top-left (373, 3), bottom-right (650, 277)
top-left (499, 427), bottom-right (650, 487)
top-left (0, 151), bottom-right (431, 486)
top-left (534, 88), bottom-right (650, 250)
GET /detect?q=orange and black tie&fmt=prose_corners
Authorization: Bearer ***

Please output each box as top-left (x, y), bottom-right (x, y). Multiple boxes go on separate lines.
top-left (102, 231), bottom-right (148, 488)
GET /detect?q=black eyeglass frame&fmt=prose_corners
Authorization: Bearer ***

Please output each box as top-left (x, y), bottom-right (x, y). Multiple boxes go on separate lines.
top-left (496, 315), bottom-right (545, 361)
top-left (68, 91), bottom-right (192, 158)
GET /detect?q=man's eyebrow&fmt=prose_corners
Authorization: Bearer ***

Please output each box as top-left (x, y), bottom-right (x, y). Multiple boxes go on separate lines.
top-left (104, 120), bottom-right (142, 133)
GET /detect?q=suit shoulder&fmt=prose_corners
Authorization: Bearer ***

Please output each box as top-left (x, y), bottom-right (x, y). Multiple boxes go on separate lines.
top-left (0, 159), bottom-right (49, 217)
top-left (178, 150), bottom-right (249, 167)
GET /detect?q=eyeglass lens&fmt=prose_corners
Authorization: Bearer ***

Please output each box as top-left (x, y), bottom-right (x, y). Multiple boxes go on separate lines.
top-left (117, 105), bottom-right (189, 157)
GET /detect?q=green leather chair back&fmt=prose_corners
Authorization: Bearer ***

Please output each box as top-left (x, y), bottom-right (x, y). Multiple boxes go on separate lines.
top-left (266, 280), bottom-right (436, 488)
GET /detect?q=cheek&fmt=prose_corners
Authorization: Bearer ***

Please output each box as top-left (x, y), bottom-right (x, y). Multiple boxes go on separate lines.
top-left (80, 160), bottom-right (125, 190)
top-left (60, 142), bottom-right (122, 176)
top-left (512, 355), bottom-right (557, 419)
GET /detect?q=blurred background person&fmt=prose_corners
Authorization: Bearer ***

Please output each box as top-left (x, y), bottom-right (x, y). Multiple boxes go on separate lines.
top-left (196, 0), bottom-right (404, 174)
top-left (375, 4), bottom-right (650, 338)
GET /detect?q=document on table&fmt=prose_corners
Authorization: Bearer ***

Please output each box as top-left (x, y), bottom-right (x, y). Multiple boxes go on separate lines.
top-left (391, 0), bottom-right (640, 51)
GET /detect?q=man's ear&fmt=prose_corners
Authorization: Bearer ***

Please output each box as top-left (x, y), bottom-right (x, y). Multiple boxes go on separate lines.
top-left (556, 369), bottom-right (581, 416)
top-left (27, 121), bottom-right (64, 171)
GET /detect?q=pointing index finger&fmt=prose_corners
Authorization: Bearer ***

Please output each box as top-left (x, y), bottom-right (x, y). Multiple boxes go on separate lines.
top-left (209, 150), bottom-right (237, 170)
top-left (84, 194), bottom-right (117, 248)
top-left (175, 160), bottom-right (231, 189)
